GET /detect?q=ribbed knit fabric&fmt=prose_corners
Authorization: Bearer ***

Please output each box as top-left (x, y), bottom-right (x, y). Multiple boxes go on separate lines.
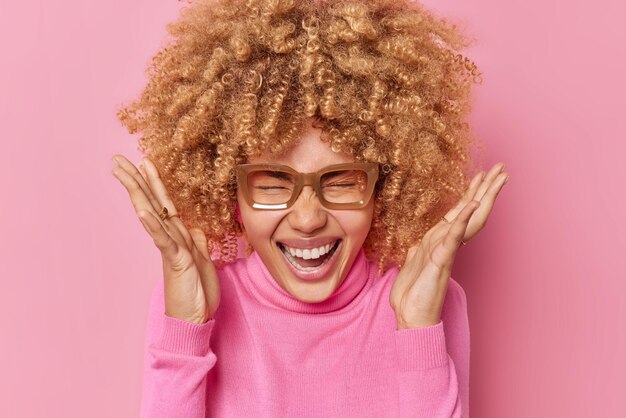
top-left (140, 248), bottom-right (470, 417)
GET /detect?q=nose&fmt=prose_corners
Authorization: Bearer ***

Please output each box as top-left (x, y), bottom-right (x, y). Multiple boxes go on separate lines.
top-left (287, 185), bottom-right (328, 234)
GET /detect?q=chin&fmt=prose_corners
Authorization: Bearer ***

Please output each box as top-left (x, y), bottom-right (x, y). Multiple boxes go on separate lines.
top-left (282, 277), bottom-right (341, 303)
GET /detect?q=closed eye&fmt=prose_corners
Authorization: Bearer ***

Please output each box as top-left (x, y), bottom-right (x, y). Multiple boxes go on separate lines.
top-left (323, 183), bottom-right (356, 188)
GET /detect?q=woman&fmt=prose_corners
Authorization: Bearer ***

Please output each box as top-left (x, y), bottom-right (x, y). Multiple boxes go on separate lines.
top-left (111, 0), bottom-right (508, 416)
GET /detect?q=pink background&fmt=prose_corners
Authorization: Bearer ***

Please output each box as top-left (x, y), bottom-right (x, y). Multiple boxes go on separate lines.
top-left (1, 0), bottom-right (624, 416)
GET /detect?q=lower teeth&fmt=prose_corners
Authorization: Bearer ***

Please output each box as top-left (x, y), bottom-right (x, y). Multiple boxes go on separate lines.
top-left (281, 242), bottom-right (339, 272)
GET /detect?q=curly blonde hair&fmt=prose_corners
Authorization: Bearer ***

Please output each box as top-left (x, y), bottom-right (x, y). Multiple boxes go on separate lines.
top-left (117, 0), bottom-right (483, 273)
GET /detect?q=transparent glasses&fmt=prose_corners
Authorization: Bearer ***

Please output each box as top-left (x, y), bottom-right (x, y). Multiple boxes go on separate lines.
top-left (236, 162), bottom-right (379, 210)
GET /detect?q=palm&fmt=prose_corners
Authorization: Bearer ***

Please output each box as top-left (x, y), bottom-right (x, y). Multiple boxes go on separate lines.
top-left (390, 162), bottom-right (509, 329)
top-left (112, 154), bottom-right (220, 324)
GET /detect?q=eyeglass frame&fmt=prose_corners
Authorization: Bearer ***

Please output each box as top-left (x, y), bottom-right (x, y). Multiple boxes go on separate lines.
top-left (235, 162), bottom-right (380, 210)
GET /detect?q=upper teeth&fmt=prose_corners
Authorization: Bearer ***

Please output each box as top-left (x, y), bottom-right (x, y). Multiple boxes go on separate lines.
top-left (282, 241), bottom-right (337, 260)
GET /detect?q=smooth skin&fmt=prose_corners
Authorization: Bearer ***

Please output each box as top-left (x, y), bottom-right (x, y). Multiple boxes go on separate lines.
top-left (237, 120), bottom-right (375, 303)
top-left (390, 162), bottom-right (509, 329)
top-left (111, 155), bottom-right (220, 324)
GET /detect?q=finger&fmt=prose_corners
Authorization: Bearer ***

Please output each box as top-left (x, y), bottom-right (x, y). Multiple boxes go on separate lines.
top-left (142, 157), bottom-right (178, 213)
top-left (442, 200), bottom-right (479, 255)
top-left (472, 162), bottom-right (505, 202)
top-left (112, 154), bottom-right (164, 217)
top-left (111, 162), bottom-right (171, 233)
top-left (112, 161), bottom-right (191, 251)
top-left (138, 210), bottom-right (181, 262)
top-left (141, 157), bottom-right (194, 249)
top-left (468, 170), bottom-right (486, 193)
top-left (442, 170), bottom-right (484, 222)
top-left (139, 163), bottom-right (148, 179)
top-left (458, 170), bottom-right (485, 205)
top-left (467, 171), bottom-right (508, 230)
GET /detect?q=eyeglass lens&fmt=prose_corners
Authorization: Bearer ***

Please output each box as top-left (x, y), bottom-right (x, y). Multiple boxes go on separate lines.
top-left (247, 169), bottom-right (369, 205)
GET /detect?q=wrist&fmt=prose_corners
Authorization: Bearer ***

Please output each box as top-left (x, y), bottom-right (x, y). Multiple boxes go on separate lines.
top-left (395, 314), bottom-right (441, 330)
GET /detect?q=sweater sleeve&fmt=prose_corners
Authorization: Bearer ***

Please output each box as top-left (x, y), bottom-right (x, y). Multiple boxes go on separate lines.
top-left (394, 278), bottom-right (470, 418)
top-left (139, 279), bottom-right (217, 418)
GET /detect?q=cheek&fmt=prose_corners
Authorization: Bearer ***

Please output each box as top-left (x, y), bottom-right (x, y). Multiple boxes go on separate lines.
top-left (336, 208), bottom-right (374, 242)
top-left (238, 205), bottom-right (283, 246)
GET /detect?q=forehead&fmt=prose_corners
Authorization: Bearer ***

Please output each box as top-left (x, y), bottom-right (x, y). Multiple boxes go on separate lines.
top-left (247, 120), bottom-right (355, 172)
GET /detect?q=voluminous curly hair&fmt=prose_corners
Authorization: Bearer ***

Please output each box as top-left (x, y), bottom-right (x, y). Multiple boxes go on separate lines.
top-left (117, 0), bottom-right (483, 273)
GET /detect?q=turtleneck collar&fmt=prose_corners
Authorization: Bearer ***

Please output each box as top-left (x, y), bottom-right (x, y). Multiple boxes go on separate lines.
top-left (243, 247), bottom-right (373, 314)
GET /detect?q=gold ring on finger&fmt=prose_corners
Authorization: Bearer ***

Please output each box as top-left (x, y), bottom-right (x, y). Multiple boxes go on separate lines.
top-left (158, 206), bottom-right (169, 220)
top-left (158, 207), bottom-right (180, 221)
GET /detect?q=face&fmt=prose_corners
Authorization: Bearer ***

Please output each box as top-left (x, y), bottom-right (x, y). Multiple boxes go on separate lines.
top-left (236, 119), bottom-right (375, 303)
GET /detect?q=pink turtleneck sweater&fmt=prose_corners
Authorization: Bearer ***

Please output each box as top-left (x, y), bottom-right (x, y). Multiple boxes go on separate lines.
top-left (140, 248), bottom-right (470, 417)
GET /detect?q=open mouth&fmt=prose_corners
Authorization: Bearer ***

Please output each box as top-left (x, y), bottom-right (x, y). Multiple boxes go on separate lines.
top-left (277, 240), bottom-right (341, 272)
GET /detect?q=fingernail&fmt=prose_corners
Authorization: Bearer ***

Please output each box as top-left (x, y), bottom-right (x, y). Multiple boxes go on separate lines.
top-left (504, 176), bottom-right (509, 184)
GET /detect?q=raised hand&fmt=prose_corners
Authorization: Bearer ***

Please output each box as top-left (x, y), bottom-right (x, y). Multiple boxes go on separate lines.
top-left (111, 155), bottom-right (220, 324)
top-left (389, 162), bottom-right (509, 329)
